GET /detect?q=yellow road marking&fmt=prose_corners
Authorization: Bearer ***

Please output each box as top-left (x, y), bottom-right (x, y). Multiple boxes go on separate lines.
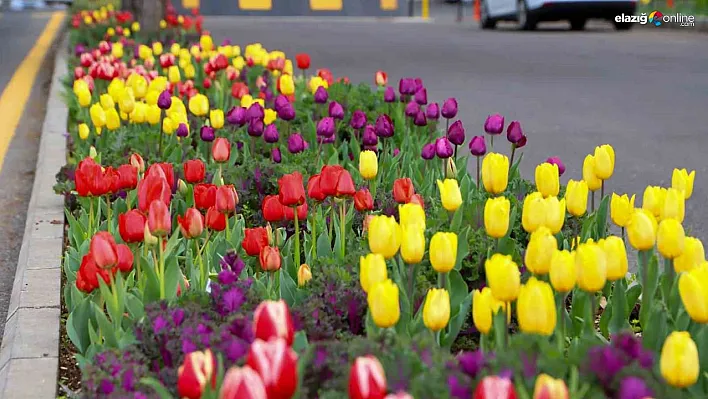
top-left (0, 11), bottom-right (64, 176)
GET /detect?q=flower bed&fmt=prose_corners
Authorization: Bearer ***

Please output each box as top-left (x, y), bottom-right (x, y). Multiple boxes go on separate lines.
top-left (56, 3), bottom-right (708, 399)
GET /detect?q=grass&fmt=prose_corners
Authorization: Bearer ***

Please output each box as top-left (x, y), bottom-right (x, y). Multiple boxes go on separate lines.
top-left (638, 0), bottom-right (708, 16)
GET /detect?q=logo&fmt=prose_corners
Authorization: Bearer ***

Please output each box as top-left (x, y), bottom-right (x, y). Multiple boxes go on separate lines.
top-left (649, 10), bottom-right (663, 26)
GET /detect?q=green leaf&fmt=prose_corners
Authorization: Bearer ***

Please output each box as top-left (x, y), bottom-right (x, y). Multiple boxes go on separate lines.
top-left (292, 330), bottom-right (309, 354)
top-left (124, 293), bottom-right (145, 321)
top-left (639, 251), bottom-right (659, 330)
top-left (593, 195), bottom-right (610, 239)
top-left (609, 279), bottom-right (630, 335)
top-left (569, 289), bottom-right (588, 338)
top-left (625, 283), bottom-right (642, 315)
top-left (450, 208), bottom-right (463, 232)
top-left (140, 377), bottom-right (176, 399)
top-left (92, 302), bottom-right (119, 348)
top-left (454, 227), bottom-right (470, 271)
top-left (442, 292), bottom-right (472, 348)
top-left (599, 303), bottom-right (611, 338)
top-left (448, 269), bottom-right (468, 311)
top-left (642, 302), bottom-right (668, 352)
top-left (279, 268), bottom-right (298, 306)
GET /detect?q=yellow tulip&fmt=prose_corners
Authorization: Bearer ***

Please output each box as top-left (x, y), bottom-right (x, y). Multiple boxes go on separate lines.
top-left (297, 264), bottom-right (312, 286)
top-left (284, 59), bottom-right (294, 75)
top-left (240, 94), bottom-right (254, 109)
top-left (535, 162), bottom-right (559, 198)
top-left (130, 103), bottom-right (147, 124)
top-left (367, 215), bottom-right (401, 259)
top-left (582, 154), bottom-right (602, 191)
top-left (131, 21), bottom-right (140, 32)
top-left (544, 196), bottom-right (566, 234)
top-left (138, 44), bottom-right (152, 60)
top-left (145, 90), bottom-right (159, 106)
top-left (522, 192), bottom-right (546, 233)
top-left (188, 94), bottom-right (209, 117)
top-left (210, 109), bottom-right (225, 129)
top-left (111, 42), bottom-right (124, 58)
top-left (598, 236), bottom-right (628, 281)
top-left (232, 45), bottom-right (242, 57)
top-left (423, 288), bottom-right (450, 332)
top-left (146, 105), bottom-right (161, 125)
top-left (233, 56), bottom-right (246, 70)
top-left (485, 254), bottom-right (520, 302)
top-left (159, 19), bottom-right (167, 29)
top-left (77, 89), bottom-right (91, 107)
top-left (472, 287), bottom-right (509, 334)
top-left (78, 123), bottom-right (90, 140)
top-left (123, 28), bottom-right (131, 37)
top-left (190, 45), bottom-right (201, 58)
top-left (152, 41), bottom-right (163, 56)
top-left (525, 227), bottom-right (557, 275)
top-left (672, 168), bottom-right (696, 200)
top-left (517, 277), bottom-right (556, 336)
top-left (100, 94), bottom-right (115, 110)
top-left (484, 196), bottom-right (510, 239)
top-left (309, 76), bottom-right (328, 94)
top-left (106, 27), bottom-right (115, 37)
top-left (674, 237), bottom-right (705, 273)
top-left (162, 116), bottom-right (174, 135)
top-left (367, 279), bottom-right (400, 328)
top-left (169, 96), bottom-right (186, 115)
top-left (482, 153), bottom-right (509, 195)
top-left (73, 78), bottom-right (89, 96)
top-left (610, 193), bottom-right (635, 227)
top-left (118, 89), bottom-right (135, 114)
top-left (132, 75), bottom-right (148, 99)
top-left (90, 103), bottom-right (106, 128)
top-left (661, 187), bottom-right (685, 223)
top-left (184, 64), bottom-right (196, 79)
top-left (105, 108), bottom-right (120, 131)
top-left (575, 242), bottom-right (607, 292)
top-left (593, 144), bottom-right (615, 180)
top-left (264, 108), bottom-right (277, 125)
top-left (660, 331), bottom-right (699, 388)
top-left (436, 179), bottom-right (462, 212)
top-left (148, 76), bottom-right (168, 93)
top-left (400, 226), bottom-right (425, 264)
top-left (642, 186), bottom-right (666, 219)
top-left (217, 45), bottom-right (232, 58)
top-left (359, 150), bottom-right (378, 180)
top-left (657, 219), bottom-right (685, 259)
top-left (279, 74), bottom-right (295, 96)
top-left (168, 66), bottom-right (181, 84)
top-left (120, 111), bottom-right (129, 121)
top-left (678, 263), bottom-right (708, 323)
top-left (533, 374), bottom-right (569, 399)
top-left (565, 180), bottom-right (588, 217)
top-left (399, 203), bottom-right (425, 233)
top-left (200, 34), bottom-right (214, 52)
top-left (429, 232), bottom-right (458, 273)
top-left (549, 250), bottom-right (576, 293)
top-left (360, 253), bottom-right (388, 294)
top-left (627, 209), bottom-right (658, 251)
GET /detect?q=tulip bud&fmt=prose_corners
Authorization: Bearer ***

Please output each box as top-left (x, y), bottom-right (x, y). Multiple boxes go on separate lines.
top-left (445, 158), bottom-right (457, 179)
top-left (472, 287), bottom-right (508, 334)
top-left (297, 264), bottom-right (312, 287)
top-left (367, 215), bottom-right (401, 259)
top-left (582, 154), bottom-right (602, 192)
top-left (575, 242), bottom-right (607, 292)
top-left (661, 187), bottom-right (685, 223)
top-left (484, 114), bottom-right (504, 135)
top-left (266, 223), bottom-right (274, 246)
top-left (177, 349), bottom-right (216, 399)
top-left (678, 263), bottom-right (708, 323)
top-left (485, 254), bottom-right (520, 302)
top-left (657, 218), bottom-right (685, 259)
top-left (627, 209), bottom-right (657, 251)
top-left (367, 279), bottom-right (400, 328)
top-left (436, 179), bottom-right (462, 212)
top-left (593, 144), bottom-right (615, 180)
top-left (400, 226), bottom-right (425, 264)
top-left (359, 150), bottom-right (378, 180)
top-left (148, 200), bottom-right (171, 236)
top-left (90, 231), bottom-right (119, 269)
top-left (517, 277), bottom-right (556, 336)
top-left (421, 143), bottom-right (435, 160)
top-left (384, 86), bottom-right (396, 103)
top-left (89, 146), bottom-right (98, 159)
top-left (660, 331), bottom-right (699, 388)
top-left (469, 135), bottom-right (486, 156)
top-left (212, 137), bottom-right (231, 163)
top-left (178, 179), bottom-right (188, 195)
top-left (506, 121), bottom-right (524, 144)
top-left (435, 137), bottom-right (454, 158)
top-left (177, 208), bottom-right (204, 239)
top-left (549, 250), bottom-right (576, 293)
top-left (252, 300), bottom-right (295, 346)
top-left (447, 120), bottom-right (465, 146)
top-left (533, 374), bottom-right (569, 399)
top-left (359, 253), bottom-right (388, 294)
top-left (671, 168), bottom-right (696, 200)
top-left (535, 162), bottom-right (560, 198)
top-left (219, 366), bottom-right (267, 399)
top-left (349, 356), bottom-right (387, 399)
top-left (525, 227), bottom-right (557, 275)
top-left (674, 237), bottom-right (705, 274)
top-left (599, 236), bottom-right (628, 281)
top-left (484, 197), bottom-right (510, 239)
top-left (430, 232), bottom-right (458, 273)
top-left (482, 153), bottom-right (510, 195)
top-left (259, 246), bottom-right (281, 272)
top-left (441, 97), bottom-right (458, 119)
top-left (423, 288), bottom-right (450, 332)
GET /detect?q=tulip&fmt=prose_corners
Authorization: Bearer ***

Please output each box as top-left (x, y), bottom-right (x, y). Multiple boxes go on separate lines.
top-left (246, 338), bottom-right (298, 399)
top-left (375, 114), bottom-right (394, 138)
top-left (399, 78), bottom-right (416, 96)
top-left (506, 121), bottom-right (524, 144)
top-left (657, 218), bottom-right (685, 259)
top-left (183, 159), bottom-right (205, 184)
top-left (414, 87), bottom-right (428, 105)
top-left (674, 237), bottom-right (705, 273)
top-left (188, 93), bottom-right (209, 116)
top-left (598, 236), bottom-right (627, 281)
top-left (262, 195), bottom-right (285, 223)
top-left (216, 185), bottom-right (238, 214)
top-left (328, 101), bottom-right (345, 120)
top-left (525, 227), bottom-right (557, 275)
top-left (661, 187), bottom-right (685, 223)
top-left (400, 226), bottom-right (425, 264)
top-left (426, 102), bottom-right (440, 120)
top-left (441, 97), bottom-right (458, 119)
top-left (242, 227), bottom-right (269, 257)
top-left (200, 125), bottom-right (216, 141)
top-left (593, 144), bottom-right (615, 180)
top-left (313, 85), bottom-right (328, 103)
top-left (148, 200), bottom-right (171, 236)
top-left (177, 208), bottom-right (204, 239)
top-left (546, 156), bottom-right (565, 176)
top-left (358, 253), bottom-right (389, 294)
top-left (660, 331), bottom-right (699, 388)
top-left (484, 114), bottom-right (504, 135)
top-left (533, 374), bottom-right (569, 399)
top-left (418, 288), bottom-right (450, 334)
top-left (549, 250), bottom-right (576, 293)
top-left (421, 143), bottom-right (435, 160)
top-left (434, 137), bottom-right (453, 159)
top-left (297, 264), bottom-right (312, 287)
top-left (278, 172), bottom-right (306, 207)
top-left (374, 70), bottom-right (388, 86)
top-left (575, 242), bottom-right (607, 292)
top-left (474, 376), bottom-right (517, 399)
top-left (436, 179), bottom-right (462, 212)
top-left (368, 215), bottom-right (401, 259)
top-left (522, 192), bottom-right (545, 233)
top-left (678, 261), bottom-right (708, 322)
top-left (582, 154), bottom-right (602, 192)
top-left (611, 193), bottom-right (635, 227)
top-left (447, 120), bottom-right (465, 146)
top-left (119, 210), bottom-right (146, 244)
top-left (544, 196), bottom-right (566, 234)
top-left (209, 109), bottom-right (224, 129)
top-left (354, 189), bottom-right (374, 212)
top-left (382, 86), bottom-right (396, 103)
top-left (368, 279), bottom-right (400, 328)
top-left (393, 178), bottom-right (415, 204)
top-left (563, 179), bottom-right (588, 217)
top-left (219, 366), bottom-right (267, 399)
top-left (482, 153), bottom-right (509, 195)
top-left (517, 277), bottom-right (556, 336)
top-left (193, 183), bottom-right (217, 211)
top-left (642, 186), bottom-right (666, 219)
top-left (485, 254), bottom-right (520, 302)
top-left (90, 231), bottom-right (119, 269)
top-left (252, 299), bottom-right (294, 346)
top-left (157, 89), bottom-right (172, 110)
top-left (286, 133), bottom-right (306, 154)
top-left (212, 137), bottom-right (231, 163)
top-left (176, 123), bottom-right (189, 137)
top-left (247, 119), bottom-right (264, 137)
top-left (177, 349), bottom-right (216, 399)
top-left (399, 203), bottom-right (426, 232)
top-left (627, 209), bottom-right (657, 251)
top-left (671, 168), bottom-right (695, 200)
top-left (319, 165), bottom-right (356, 197)
top-left (469, 135), bottom-right (486, 156)
top-left (484, 197), bottom-right (510, 239)
top-left (295, 53), bottom-right (310, 69)
top-left (90, 103), bottom-right (106, 128)
top-left (472, 287), bottom-right (508, 334)
top-left (430, 232), bottom-right (458, 273)
top-left (349, 355), bottom-right (387, 399)
top-left (533, 162), bottom-right (560, 198)
top-left (259, 246), bottom-right (281, 272)
top-left (359, 150), bottom-right (378, 180)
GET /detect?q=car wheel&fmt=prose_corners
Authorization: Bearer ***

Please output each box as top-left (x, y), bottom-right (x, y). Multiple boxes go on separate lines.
top-left (517, 0), bottom-right (537, 30)
top-left (569, 18), bottom-right (586, 30)
top-left (613, 21), bottom-right (633, 30)
top-left (480, 0), bottom-right (497, 29)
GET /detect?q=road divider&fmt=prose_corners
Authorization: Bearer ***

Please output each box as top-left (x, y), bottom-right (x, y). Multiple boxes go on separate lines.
top-left (172, 0), bottom-right (406, 16)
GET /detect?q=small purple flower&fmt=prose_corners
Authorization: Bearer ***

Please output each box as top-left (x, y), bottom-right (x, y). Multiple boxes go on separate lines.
top-left (222, 38), bottom-right (232, 45)
top-left (157, 90), bottom-right (172, 110)
top-left (362, 125), bottom-right (378, 146)
top-left (426, 102), bottom-right (440, 120)
top-left (176, 123), bottom-right (189, 138)
top-left (220, 250), bottom-right (245, 275)
top-left (447, 120), bottom-right (465, 146)
top-left (546, 156), bottom-right (565, 176)
top-left (441, 98), bottom-right (458, 119)
top-left (421, 143), bottom-right (435, 160)
top-left (350, 110), bottom-right (367, 129)
top-left (447, 375), bottom-right (470, 399)
top-left (99, 379), bottom-right (115, 395)
top-left (172, 308), bottom-right (185, 326)
top-left (328, 101), bottom-right (344, 120)
top-left (617, 376), bottom-right (654, 399)
top-left (264, 124), bottom-right (279, 143)
top-left (398, 78), bottom-right (416, 96)
top-left (278, 104), bottom-right (296, 121)
top-left (227, 106), bottom-right (247, 126)
top-left (413, 110), bottom-right (427, 127)
top-left (287, 133), bottom-right (306, 154)
top-left (384, 86), bottom-right (396, 103)
top-left (484, 113), bottom-right (505, 135)
top-left (414, 87), bottom-right (428, 105)
top-left (153, 315), bottom-right (168, 334)
top-left (182, 338), bottom-right (198, 354)
top-left (469, 135), bottom-right (486, 156)
top-left (314, 86), bottom-right (328, 104)
top-left (317, 117), bottom-right (335, 138)
top-left (506, 120), bottom-right (524, 144)
top-left (74, 43), bottom-right (86, 57)
top-left (273, 95), bottom-right (289, 112)
top-left (200, 125), bottom-right (215, 142)
top-left (248, 119), bottom-right (264, 137)
top-left (435, 137), bottom-right (454, 158)
top-left (405, 101), bottom-right (419, 118)
top-left (272, 147), bottom-right (282, 163)
top-left (588, 346), bottom-right (626, 386)
top-left (457, 351), bottom-right (486, 378)
top-left (375, 114), bottom-right (394, 138)
top-left (393, 148), bottom-right (400, 157)
top-left (247, 102), bottom-right (264, 121)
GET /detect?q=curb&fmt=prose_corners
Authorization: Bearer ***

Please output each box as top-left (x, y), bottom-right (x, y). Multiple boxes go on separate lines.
top-left (0, 33), bottom-right (67, 398)
top-left (636, 17), bottom-right (708, 32)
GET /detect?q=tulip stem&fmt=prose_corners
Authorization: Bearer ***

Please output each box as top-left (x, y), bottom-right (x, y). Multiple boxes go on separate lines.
top-left (158, 238), bottom-right (166, 300)
top-left (339, 201), bottom-right (347, 259)
top-left (490, 135), bottom-right (494, 150)
top-left (509, 144), bottom-right (516, 172)
top-left (555, 293), bottom-right (566, 353)
top-left (132, 244), bottom-right (142, 292)
top-left (158, 110), bottom-right (164, 158)
top-left (88, 198), bottom-right (94, 235)
top-left (293, 206), bottom-right (301, 269)
top-left (105, 196), bottom-right (112, 234)
top-left (328, 206), bottom-right (334, 244)
top-left (225, 215), bottom-right (231, 242)
top-left (476, 156), bottom-right (481, 189)
top-left (311, 208), bottom-right (317, 259)
top-left (600, 181), bottom-right (605, 200)
top-left (196, 232), bottom-right (212, 291)
top-left (438, 272), bottom-right (447, 289)
top-left (661, 258), bottom-right (675, 305)
top-left (585, 292), bottom-right (596, 337)
top-left (591, 192), bottom-right (595, 212)
top-left (621, 227), bottom-right (625, 244)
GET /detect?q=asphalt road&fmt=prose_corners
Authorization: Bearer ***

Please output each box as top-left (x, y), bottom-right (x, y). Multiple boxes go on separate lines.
top-left (0, 10), bottom-right (60, 340)
top-left (208, 9), bottom-right (708, 244)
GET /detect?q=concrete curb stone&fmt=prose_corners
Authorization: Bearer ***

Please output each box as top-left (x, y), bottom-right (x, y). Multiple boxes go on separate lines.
top-left (0, 33), bottom-right (68, 399)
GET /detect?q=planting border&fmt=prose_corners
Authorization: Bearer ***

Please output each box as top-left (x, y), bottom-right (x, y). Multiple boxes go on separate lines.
top-left (0, 33), bottom-right (68, 398)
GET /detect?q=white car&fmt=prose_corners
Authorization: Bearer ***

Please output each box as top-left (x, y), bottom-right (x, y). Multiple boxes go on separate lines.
top-left (479, 0), bottom-right (637, 30)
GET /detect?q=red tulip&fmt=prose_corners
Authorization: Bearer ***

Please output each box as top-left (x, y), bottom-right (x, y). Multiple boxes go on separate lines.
top-left (194, 183), bottom-right (217, 210)
top-left (148, 200), bottom-right (171, 236)
top-left (75, 157), bottom-right (112, 196)
top-left (262, 195), bottom-right (285, 222)
top-left (205, 206), bottom-right (226, 231)
top-left (146, 162), bottom-right (175, 189)
top-left (130, 153), bottom-right (145, 173)
top-left (319, 165), bottom-right (355, 197)
top-left (183, 159), bottom-right (206, 184)
top-left (409, 194), bottom-right (425, 209)
top-left (119, 210), bottom-right (146, 243)
top-left (242, 227), bottom-right (269, 257)
top-left (90, 231), bottom-right (119, 269)
top-left (283, 202), bottom-right (307, 222)
top-left (259, 246), bottom-right (281, 272)
top-left (307, 174), bottom-right (326, 202)
top-left (375, 71), bottom-right (388, 87)
top-left (252, 300), bottom-right (294, 346)
top-left (137, 174), bottom-right (172, 212)
top-left (473, 376), bottom-right (518, 399)
top-left (335, 170), bottom-right (356, 197)
top-left (216, 185), bottom-right (238, 214)
top-left (178, 208), bottom-right (204, 239)
top-left (392, 178), bottom-right (415, 204)
top-left (115, 164), bottom-right (138, 191)
top-left (354, 189), bottom-right (374, 212)
top-left (177, 349), bottom-right (217, 399)
top-left (295, 53), bottom-right (310, 70)
top-left (116, 244), bottom-right (134, 272)
top-left (278, 172), bottom-right (306, 207)
top-left (349, 355), bottom-right (387, 399)
top-left (212, 137), bottom-right (231, 163)
top-left (76, 252), bottom-right (112, 293)
top-left (317, 68), bottom-right (334, 85)
top-left (247, 338), bottom-right (298, 399)
top-left (231, 81), bottom-right (249, 99)
top-left (219, 366), bottom-right (267, 399)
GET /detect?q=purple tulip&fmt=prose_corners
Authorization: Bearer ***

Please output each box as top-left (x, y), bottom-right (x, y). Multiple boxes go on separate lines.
top-left (317, 135), bottom-right (336, 144)
top-left (273, 95), bottom-right (289, 112)
top-left (447, 120), bottom-right (465, 146)
top-left (221, 39), bottom-right (232, 46)
top-left (328, 101), bottom-right (344, 120)
top-left (362, 125), bottom-right (378, 146)
top-left (414, 78), bottom-right (424, 92)
top-left (545, 157), bottom-right (565, 176)
top-left (74, 44), bottom-right (86, 57)
top-left (435, 137), bottom-right (454, 158)
top-left (384, 87), bottom-right (396, 103)
top-left (405, 102), bottom-right (419, 118)
top-left (588, 346), bottom-right (626, 386)
top-left (350, 110), bottom-right (367, 129)
top-left (227, 106), bottom-right (247, 126)
top-left (421, 143), bottom-right (435, 160)
top-left (447, 375), bottom-right (470, 399)
top-left (363, 145), bottom-right (378, 152)
top-left (441, 98), bottom-right (458, 119)
top-left (200, 125), bottom-right (215, 142)
top-left (247, 103), bottom-right (264, 121)
top-left (413, 110), bottom-right (427, 127)
top-left (157, 90), bottom-right (172, 110)
top-left (414, 88), bottom-right (428, 105)
top-left (278, 104), bottom-right (296, 121)
top-left (287, 133), bottom-right (306, 154)
top-left (271, 147), bottom-right (282, 163)
top-left (314, 86), bottom-right (328, 104)
top-left (506, 121), bottom-right (524, 144)
top-left (426, 103), bottom-right (440, 120)
top-left (516, 135), bottom-right (527, 148)
top-left (617, 377), bottom-right (653, 399)
top-left (457, 351), bottom-right (486, 378)
top-left (393, 148), bottom-right (400, 157)
top-left (317, 117), bottom-right (335, 138)
top-left (247, 119), bottom-right (264, 137)
top-left (484, 113), bottom-right (504, 135)
top-left (469, 136), bottom-right (486, 156)
top-left (176, 123), bottom-right (189, 138)
top-left (398, 78), bottom-right (416, 96)
top-left (375, 114), bottom-right (394, 138)
top-left (264, 124), bottom-right (279, 143)
top-left (262, 89), bottom-right (274, 103)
